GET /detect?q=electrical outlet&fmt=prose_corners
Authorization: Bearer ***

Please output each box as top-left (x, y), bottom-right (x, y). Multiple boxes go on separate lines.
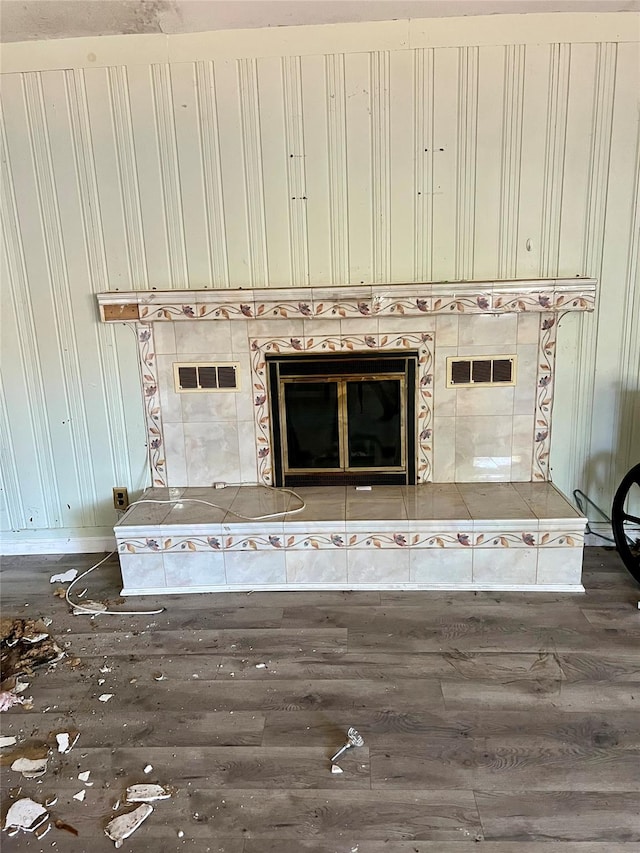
top-left (113, 487), bottom-right (129, 510)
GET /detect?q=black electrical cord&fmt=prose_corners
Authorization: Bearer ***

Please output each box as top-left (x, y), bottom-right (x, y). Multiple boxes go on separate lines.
top-left (573, 488), bottom-right (620, 545)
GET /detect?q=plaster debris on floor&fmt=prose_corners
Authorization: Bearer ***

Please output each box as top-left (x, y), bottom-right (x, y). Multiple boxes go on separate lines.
top-left (0, 735), bottom-right (17, 748)
top-left (104, 803), bottom-right (153, 848)
top-left (55, 731), bottom-right (79, 754)
top-left (10, 756), bottom-right (48, 779)
top-left (49, 569), bottom-right (78, 584)
top-left (3, 797), bottom-right (49, 835)
top-left (126, 783), bottom-right (171, 802)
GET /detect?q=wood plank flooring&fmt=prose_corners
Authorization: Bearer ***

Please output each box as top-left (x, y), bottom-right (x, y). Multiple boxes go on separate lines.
top-left (1, 547), bottom-right (639, 851)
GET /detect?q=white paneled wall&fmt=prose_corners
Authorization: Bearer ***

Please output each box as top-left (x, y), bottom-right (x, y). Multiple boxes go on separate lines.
top-left (1, 14), bottom-right (639, 549)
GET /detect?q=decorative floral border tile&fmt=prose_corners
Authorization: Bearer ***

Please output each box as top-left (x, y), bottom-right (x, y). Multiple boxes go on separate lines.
top-left (99, 279), bottom-right (597, 323)
top-left (249, 331), bottom-right (434, 486)
top-left (136, 324), bottom-right (166, 487)
top-left (533, 313), bottom-right (557, 481)
top-left (117, 525), bottom-right (584, 554)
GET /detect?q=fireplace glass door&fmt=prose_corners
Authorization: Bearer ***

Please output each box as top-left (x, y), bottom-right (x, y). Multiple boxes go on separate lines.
top-left (268, 354), bottom-right (416, 486)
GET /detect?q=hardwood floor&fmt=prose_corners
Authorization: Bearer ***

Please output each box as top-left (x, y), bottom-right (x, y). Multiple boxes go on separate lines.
top-left (1, 547), bottom-right (639, 851)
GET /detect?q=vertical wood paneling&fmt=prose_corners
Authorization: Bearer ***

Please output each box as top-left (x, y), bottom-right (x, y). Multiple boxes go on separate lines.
top-left (389, 49), bottom-right (414, 283)
top-left (370, 51), bottom-right (391, 283)
top-left (431, 48), bottom-right (458, 280)
top-left (170, 61), bottom-right (213, 285)
top-left (473, 46), bottom-right (505, 280)
top-left (256, 56), bottom-right (291, 287)
top-left (237, 58), bottom-right (269, 287)
top-left (299, 54), bottom-right (332, 285)
top-left (24, 70), bottom-right (99, 526)
top-left (151, 63), bottom-right (188, 288)
top-left (539, 43), bottom-right (571, 278)
top-left (498, 44), bottom-right (525, 279)
top-left (325, 53), bottom-right (350, 284)
top-left (194, 61), bottom-right (229, 288)
top-left (65, 68), bottom-right (133, 494)
top-left (212, 58), bottom-right (251, 286)
top-left (283, 56), bottom-right (310, 286)
top-left (1, 22), bottom-right (638, 540)
top-left (127, 64), bottom-right (173, 287)
top-left (591, 42), bottom-right (639, 506)
top-left (344, 52), bottom-right (372, 283)
top-left (0, 376), bottom-right (24, 530)
top-left (414, 47), bottom-right (434, 282)
top-left (0, 99), bottom-right (61, 528)
top-left (455, 47), bottom-right (478, 281)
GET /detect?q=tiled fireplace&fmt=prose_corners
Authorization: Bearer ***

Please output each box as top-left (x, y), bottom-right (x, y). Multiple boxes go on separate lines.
top-left (98, 278), bottom-right (594, 594)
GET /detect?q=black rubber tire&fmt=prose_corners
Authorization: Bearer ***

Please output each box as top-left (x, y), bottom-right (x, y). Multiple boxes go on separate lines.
top-left (611, 462), bottom-right (640, 585)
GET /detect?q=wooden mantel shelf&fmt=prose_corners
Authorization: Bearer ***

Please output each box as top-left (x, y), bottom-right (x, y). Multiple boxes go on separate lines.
top-left (97, 278), bottom-right (597, 323)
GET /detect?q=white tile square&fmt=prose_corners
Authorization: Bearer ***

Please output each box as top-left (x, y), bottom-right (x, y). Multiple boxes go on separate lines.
top-left (286, 549), bottom-right (348, 583)
top-left (517, 313), bottom-right (541, 345)
top-left (119, 552), bottom-right (165, 589)
top-left (184, 422), bottom-right (240, 486)
top-left (411, 548), bottom-right (473, 583)
top-left (458, 314), bottom-right (517, 347)
top-left (181, 388), bottom-right (237, 423)
top-left (347, 549), bottom-right (410, 583)
top-left (472, 548), bottom-right (537, 584)
top-left (175, 321), bottom-right (231, 354)
top-left (153, 323), bottom-right (176, 354)
top-left (163, 551), bottom-right (226, 586)
top-left (435, 315), bottom-right (459, 347)
top-left (536, 547), bottom-right (583, 585)
top-left (455, 386), bottom-right (515, 417)
top-left (223, 550), bottom-right (286, 584)
top-left (454, 416), bottom-right (513, 482)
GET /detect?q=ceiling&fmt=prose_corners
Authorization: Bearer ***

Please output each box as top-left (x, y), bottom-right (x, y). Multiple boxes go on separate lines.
top-left (1, 0), bottom-right (638, 43)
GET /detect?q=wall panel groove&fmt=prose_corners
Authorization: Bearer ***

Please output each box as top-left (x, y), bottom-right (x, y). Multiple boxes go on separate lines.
top-left (455, 46), bottom-right (478, 281)
top-left (325, 53), bottom-right (349, 284)
top-left (106, 66), bottom-right (149, 289)
top-left (237, 57), bottom-right (269, 287)
top-left (195, 60), bottom-right (230, 288)
top-left (370, 50), bottom-right (391, 283)
top-left (151, 63), bottom-right (188, 288)
top-left (414, 48), bottom-right (434, 282)
top-left (283, 55), bottom-right (309, 286)
top-left (498, 44), bottom-right (525, 279)
top-left (540, 43), bottom-right (570, 278)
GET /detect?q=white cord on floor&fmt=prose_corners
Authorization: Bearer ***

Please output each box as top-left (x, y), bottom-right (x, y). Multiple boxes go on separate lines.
top-left (64, 551), bottom-right (165, 617)
top-left (129, 483), bottom-right (306, 521)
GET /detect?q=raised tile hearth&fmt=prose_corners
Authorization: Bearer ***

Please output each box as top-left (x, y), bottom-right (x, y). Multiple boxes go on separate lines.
top-left (116, 482), bottom-right (587, 594)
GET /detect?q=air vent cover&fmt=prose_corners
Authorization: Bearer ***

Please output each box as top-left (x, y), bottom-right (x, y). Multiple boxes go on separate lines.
top-left (174, 362), bottom-right (240, 392)
top-left (447, 356), bottom-right (516, 387)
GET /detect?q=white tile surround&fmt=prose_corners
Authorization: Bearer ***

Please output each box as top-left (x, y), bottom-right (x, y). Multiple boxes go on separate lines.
top-left (99, 280), bottom-right (595, 592)
top-left (116, 483), bottom-right (587, 594)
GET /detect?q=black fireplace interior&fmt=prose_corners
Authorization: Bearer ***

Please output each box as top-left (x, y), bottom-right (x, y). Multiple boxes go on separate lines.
top-left (267, 352), bottom-right (417, 486)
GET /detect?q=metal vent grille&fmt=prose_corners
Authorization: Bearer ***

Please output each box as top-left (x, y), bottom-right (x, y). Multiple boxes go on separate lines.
top-left (447, 356), bottom-right (516, 387)
top-left (174, 363), bottom-right (239, 392)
